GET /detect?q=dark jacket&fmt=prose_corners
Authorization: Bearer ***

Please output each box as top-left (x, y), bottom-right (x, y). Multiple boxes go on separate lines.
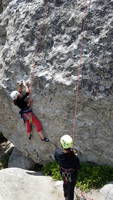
top-left (14, 92), bottom-right (30, 111)
top-left (54, 148), bottom-right (80, 171)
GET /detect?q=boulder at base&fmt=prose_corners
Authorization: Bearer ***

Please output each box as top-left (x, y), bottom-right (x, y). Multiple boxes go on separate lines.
top-left (0, 168), bottom-right (64, 200)
top-left (100, 183), bottom-right (113, 200)
top-left (8, 148), bottom-right (34, 169)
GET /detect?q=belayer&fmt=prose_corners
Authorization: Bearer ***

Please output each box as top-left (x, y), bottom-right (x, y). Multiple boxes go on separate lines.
top-left (54, 135), bottom-right (80, 200)
top-left (10, 80), bottom-right (49, 142)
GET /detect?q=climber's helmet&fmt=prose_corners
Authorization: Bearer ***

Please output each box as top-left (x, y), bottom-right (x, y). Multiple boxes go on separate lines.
top-left (60, 135), bottom-right (73, 149)
top-left (10, 91), bottom-right (20, 100)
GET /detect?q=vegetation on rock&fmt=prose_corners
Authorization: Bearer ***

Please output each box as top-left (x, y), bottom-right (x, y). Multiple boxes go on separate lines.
top-left (42, 161), bottom-right (113, 191)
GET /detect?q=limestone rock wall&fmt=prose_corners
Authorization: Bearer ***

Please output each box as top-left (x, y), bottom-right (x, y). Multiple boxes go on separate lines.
top-left (0, 168), bottom-right (64, 200)
top-left (0, 0), bottom-right (113, 165)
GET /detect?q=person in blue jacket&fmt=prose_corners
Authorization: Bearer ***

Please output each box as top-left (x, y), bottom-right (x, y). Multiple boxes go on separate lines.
top-left (54, 135), bottom-right (80, 200)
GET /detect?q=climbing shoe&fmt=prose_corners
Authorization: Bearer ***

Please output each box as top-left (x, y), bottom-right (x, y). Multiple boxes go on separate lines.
top-left (41, 137), bottom-right (49, 142)
top-left (28, 134), bottom-right (32, 140)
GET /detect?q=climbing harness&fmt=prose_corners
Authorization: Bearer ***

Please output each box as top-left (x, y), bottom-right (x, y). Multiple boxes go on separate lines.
top-left (60, 167), bottom-right (75, 183)
top-left (19, 108), bottom-right (32, 121)
top-left (72, 0), bottom-right (92, 141)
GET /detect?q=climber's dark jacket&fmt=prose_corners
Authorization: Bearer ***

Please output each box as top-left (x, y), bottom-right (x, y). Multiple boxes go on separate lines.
top-left (14, 92), bottom-right (30, 111)
top-left (54, 147), bottom-right (80, 171)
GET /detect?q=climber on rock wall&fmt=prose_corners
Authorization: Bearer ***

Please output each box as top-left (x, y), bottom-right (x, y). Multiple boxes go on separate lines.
top-left (10, 80), bottom-right (49, 142)
top-left (54, 135), bottom-right (80, 200)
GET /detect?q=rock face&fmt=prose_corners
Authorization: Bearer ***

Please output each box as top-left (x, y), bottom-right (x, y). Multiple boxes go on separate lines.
top-left (8, 148), bottom-right (34, 169)
top-left (100, 183), bottom-right (113, 200)
top-left (0, 168), bottom-right (64, 200)
top-left (0, 0), bottom-right (113, 165)
top-left (76, 188), bottom-right (105, 200)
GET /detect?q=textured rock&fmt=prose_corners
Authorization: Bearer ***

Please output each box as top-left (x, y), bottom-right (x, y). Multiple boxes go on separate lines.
top-left (8, 148), bottom-right (34, 169)
top-left (100, 183), bottom-right (113, 200)
top-left (0, 0), bottom-right (3, 13)
top-left (76, 188), bottom-right (106, 200)
top-left (0, 168), bottom-right (64, 200)
top-left (0, 0), bottom-right (12, 12)
top-left (0, 0), bottom-right (113, 165)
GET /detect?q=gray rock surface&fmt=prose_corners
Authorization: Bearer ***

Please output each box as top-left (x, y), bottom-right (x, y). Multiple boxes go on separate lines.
top-left (0, 0), bottom-right (113, 164)
top-left (0, 167), bottom-right (112, 200)
top-left (76, 188), bottom-right (106, 200)
top-left (100, 183), bottom-right (113, 200)
top-left (0, 168), bottom-right (64, 200)
top-left (8, 148), bottom-right (34, 169)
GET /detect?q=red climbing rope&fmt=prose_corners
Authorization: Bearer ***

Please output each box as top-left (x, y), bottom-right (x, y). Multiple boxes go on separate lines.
top-left (72, 0), bottom-right (92, 141)
top-left (80, 191), bottom-right (95, 200)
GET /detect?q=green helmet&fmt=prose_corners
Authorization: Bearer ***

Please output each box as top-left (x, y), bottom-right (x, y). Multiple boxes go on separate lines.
top-left (60, 135), bottom-right (73, 149)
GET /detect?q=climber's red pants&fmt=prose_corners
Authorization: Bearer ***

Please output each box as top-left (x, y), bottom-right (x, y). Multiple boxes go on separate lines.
top-left (23, 112), bottom-right (43, 136)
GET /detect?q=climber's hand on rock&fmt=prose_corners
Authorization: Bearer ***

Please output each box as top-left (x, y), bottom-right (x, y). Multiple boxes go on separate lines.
top-left (25, 80), bottom-right (31, 88)
top-left (17, 80), bottom-right (23, 87)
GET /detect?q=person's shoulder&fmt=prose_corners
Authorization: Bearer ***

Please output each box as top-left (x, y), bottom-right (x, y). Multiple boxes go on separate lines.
top-left (55, 147), bottom-right (62, 153)
top-left (55, 148), bottom-right (64, 156)
top-left (54, 148), bottom-right (65, 163)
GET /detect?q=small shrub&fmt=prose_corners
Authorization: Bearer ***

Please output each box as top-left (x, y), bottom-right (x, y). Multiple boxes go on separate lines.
top-left (42, 161), bottom-right (113, 192)
top-left (0, 161), bottom-right (4, 170)
top-left (76, 163), bottom-right (113, 191)
top-left (42, 162), bottom-right (61, 180)
top-left (0, 154), bottom-right (9, 169)
top-left (0, 132), bottom-right (7, 143)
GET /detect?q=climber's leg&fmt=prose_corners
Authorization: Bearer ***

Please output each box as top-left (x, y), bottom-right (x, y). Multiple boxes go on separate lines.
top-left (32, 113), bottom-right (49, 142)
top-left (32, 113), bottom-right (42, 132)
top-left (25, 119), bottom-right (32, 138)
top-left (23, 113), bottom-right (32, 139)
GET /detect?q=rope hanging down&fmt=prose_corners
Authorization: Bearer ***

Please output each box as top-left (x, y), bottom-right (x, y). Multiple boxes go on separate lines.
top-left (72, 0), bottom-right (92, 141)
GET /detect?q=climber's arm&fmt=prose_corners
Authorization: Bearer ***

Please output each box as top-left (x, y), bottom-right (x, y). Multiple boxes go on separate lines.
top-left (17, 81), bottom-right (23, 93)
top-left (23, 80), bottom-right (33, 106)
top-left (23, 80), bottom-right (31, 94)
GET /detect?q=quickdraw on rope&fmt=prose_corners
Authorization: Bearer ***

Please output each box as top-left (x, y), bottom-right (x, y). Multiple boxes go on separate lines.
top-left (72, 0), bottom-right (92, 142)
